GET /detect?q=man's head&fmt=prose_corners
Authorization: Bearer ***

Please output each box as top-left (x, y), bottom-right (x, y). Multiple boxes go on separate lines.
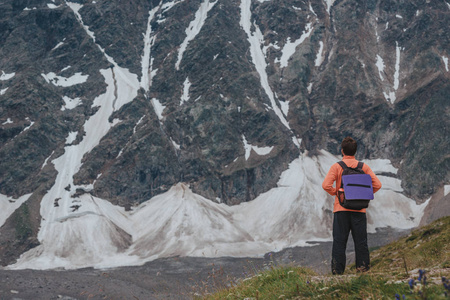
top-left (341, 137), bottom-right (357, 156)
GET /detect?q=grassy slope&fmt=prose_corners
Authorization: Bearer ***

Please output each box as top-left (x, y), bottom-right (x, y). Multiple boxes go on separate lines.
top-left (201, 216), bottom-right (450, 299)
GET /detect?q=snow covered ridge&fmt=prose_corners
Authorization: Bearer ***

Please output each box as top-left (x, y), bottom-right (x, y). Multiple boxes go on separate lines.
top-left (6, 150), bottom-right (428, 270)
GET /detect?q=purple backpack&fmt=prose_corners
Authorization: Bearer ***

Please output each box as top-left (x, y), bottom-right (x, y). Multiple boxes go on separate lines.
top-left (337, 161), bottom-right (374, 210)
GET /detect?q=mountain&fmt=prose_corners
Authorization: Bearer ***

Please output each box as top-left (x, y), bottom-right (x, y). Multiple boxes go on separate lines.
top-left (0, 0), bottom-right (448, 269)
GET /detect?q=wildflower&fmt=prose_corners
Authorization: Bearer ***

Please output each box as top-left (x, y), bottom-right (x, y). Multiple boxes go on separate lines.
top-left (442, 276), bottom-right (450, 291)
top-left (418, 269), bottom-right (425, 282)
top-left (408, 279), bottom-right (415, 289)
top-left (395, 293), bottom-right (400, 300)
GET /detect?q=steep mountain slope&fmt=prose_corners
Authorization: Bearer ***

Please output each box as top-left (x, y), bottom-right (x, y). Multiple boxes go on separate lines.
top-left (0, 0), bottom-right (448, 268)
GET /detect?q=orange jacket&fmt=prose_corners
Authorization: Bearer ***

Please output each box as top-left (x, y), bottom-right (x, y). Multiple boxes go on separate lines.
top-left (322, 155), bottom-right (382, 213)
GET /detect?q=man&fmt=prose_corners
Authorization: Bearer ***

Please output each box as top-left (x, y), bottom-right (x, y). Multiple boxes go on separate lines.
top-left (322, 137), bottom-right (382, 274)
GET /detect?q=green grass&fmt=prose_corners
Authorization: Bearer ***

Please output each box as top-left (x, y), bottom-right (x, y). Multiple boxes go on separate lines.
top-left (199, 216), bottom-right (450, 299)
top-left (369, 216), bottom-right (450, 275)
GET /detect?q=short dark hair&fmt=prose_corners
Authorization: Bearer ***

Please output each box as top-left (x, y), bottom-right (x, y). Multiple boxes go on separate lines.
top-left (341, 137), bottom-right (357, 156)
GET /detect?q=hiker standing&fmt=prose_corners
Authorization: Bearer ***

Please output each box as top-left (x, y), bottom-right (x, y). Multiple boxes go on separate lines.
top-left (322, 137), bottom-right (382, 275)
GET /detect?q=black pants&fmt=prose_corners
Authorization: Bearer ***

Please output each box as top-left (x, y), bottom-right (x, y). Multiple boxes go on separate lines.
top-left (332, 211), bottom-right (370, 275)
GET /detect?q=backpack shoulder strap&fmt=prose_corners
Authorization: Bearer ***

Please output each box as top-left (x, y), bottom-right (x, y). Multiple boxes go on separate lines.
top-left (337, 161), bottom-right (347, 188)
top-left (337, 161), bottom-right (348, 170)
top-left (357, 161), bottom-right (364, 170)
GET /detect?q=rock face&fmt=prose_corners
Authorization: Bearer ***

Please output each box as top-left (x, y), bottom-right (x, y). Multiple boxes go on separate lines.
top-left (0, 0), bottom-right (448, 265)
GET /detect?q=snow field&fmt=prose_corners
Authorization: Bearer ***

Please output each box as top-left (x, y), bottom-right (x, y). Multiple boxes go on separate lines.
top-left (7, 149), bottom-right (429, 270)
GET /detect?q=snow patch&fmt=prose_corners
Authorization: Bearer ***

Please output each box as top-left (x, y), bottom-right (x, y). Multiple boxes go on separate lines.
top-left (175, 0), bottom-right (217, 70)
top-left (65, 132), bottom-right (78, 145)
top-left (279, 100), bottom-right (289, 116)
top-left (442, 56), bottom-right (449, 72)
top-left (380, 42), bottom-right (402, 104)
top-left (180, 77), bottom-right (191, 105)
top-left (262, 42), bottom-right (280, 56)
top-left (375, 22), bottom-right (380, 42)
top-left (0, 88), bottom-right (8, 95)
top-left (242, 135), bottom-right (274, 160)
top-left (309, 3), bottom-right (317, 16)
top-left (151, 98), bottom-right (166, 121)
top-left (396, 14), bottom-right (403, 19)
top-left (376, 54), bottom-right (385, 80)
top-left (133, 115), bottom-right (146, 134)
top-left (0, 71), bottom-right (15, 81)
top-left (361, 159), bottom-right (398, 174)
top-left (140, 6), bottom-right (160, 92)
top-left (171, 138), bottom-right (181, 150)
top-left (52, 42), bottom-right (64, 51)
top-left (41, 151), bottom-right (55, 170)
top-left (323, 0), bottom-right (335, 14)
top-left (61, 96), bottom-right (82, 111)
top-left (315, 41), bottom-right (324, 67)
top-left (445, 185), bottom-right (450, 197)
top-left (276, 23), bottom-right (313, 68)
top-left (47, 3), bottom-right (60, 9)
top-left (383, 91), bottom-right (396, 103)
top-left (2, 118), bottom-right (13, 125)
top-left (23, 119), bottom-right (34, 132)
top-left (161, 0), bottom-right (184, 13)
top-left (42, 72), bottom-right (88, 87)
top-left (393, 41), bottom-right (401, 91)
top-left (292, 137), bottom-right (302, 148)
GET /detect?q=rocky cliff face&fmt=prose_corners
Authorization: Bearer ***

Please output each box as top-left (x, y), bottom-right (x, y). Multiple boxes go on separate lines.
top-left (0, 0), bottom-right (448, 266)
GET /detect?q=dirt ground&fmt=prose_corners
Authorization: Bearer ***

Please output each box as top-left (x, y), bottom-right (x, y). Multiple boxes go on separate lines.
top-left (0, 228), bottom-right (409, 299)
